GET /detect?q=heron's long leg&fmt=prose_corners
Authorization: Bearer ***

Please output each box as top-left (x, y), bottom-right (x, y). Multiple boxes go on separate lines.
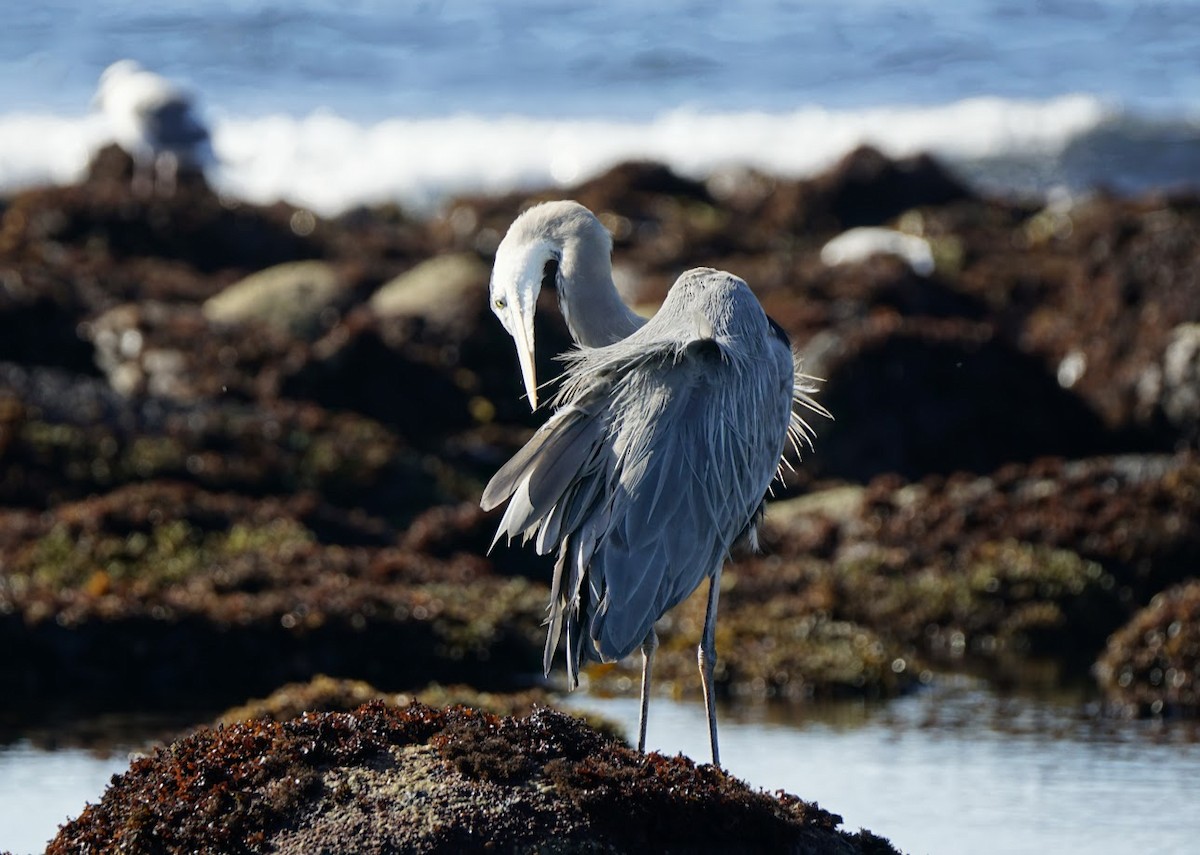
top-left (698, 571), bottom-right (722, 767)
top-left (637, 627), bottom-right (658, 753)
top-left (155, 152), bottom-right (179, 198)
top-left (131, 155), bottom-right (154, 198)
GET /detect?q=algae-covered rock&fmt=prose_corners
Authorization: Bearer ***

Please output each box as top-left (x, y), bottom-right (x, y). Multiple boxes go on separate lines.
top-left (827, 540), bottom-right (1123, 662)
top-left (0, 483), bottom-right (547, 711)
top-left (48, 702), bottom-right (901, 854)
top-left (805, 316), bottom-right (1122, 482)
top-left (215, 675), bottom-right (625, 743)
top-left (770, 456), bottom-right (1198, 637)
top-left (1095, 580), bottom-right (1200, 718)
top-left (368, 252), bottom-right (487, 328)
top-left (203, 260), bottom-right (345, 338)
top-left (216, 675), bottom-right (561, 725)
top-left (629, 577), bottom-right (917, 703)
top-left (0, 364), bottom-right (444, 516)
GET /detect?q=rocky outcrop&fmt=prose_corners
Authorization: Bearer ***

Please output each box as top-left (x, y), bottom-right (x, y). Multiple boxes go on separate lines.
top-left (48, 702), bottom-right (900, 854)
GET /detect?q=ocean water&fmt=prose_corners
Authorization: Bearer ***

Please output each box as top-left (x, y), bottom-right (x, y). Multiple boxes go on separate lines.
top-left (2, 1), bottom-right (1199, 213)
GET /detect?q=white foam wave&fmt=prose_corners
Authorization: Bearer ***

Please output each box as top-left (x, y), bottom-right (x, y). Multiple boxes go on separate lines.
top-left (0, 113), bottom-right (111, 189)
top-left (0, 95), bottom-right (1112, 216)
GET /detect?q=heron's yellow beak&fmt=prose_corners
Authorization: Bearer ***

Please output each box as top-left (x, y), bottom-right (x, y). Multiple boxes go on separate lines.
top-left (513, 313), bottom-right (538, 410)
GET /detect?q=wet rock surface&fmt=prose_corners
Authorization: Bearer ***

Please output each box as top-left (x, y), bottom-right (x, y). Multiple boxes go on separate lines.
top-left (5, 142), bottom-right (1200, 848)
top-left (47, 701), bottom-right (898, 854)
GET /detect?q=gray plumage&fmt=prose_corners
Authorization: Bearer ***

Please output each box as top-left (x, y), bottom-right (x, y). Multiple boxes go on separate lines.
top-left (483, 201), bottom-right (828, 765)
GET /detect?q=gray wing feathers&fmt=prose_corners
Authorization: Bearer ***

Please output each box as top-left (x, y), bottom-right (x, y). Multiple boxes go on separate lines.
top-left (481, 404), bottom-right (604, 544)
top-left (547, 518), bottom-right (604, 683)
top-left (581, 340), bottom-right (794, 663)
top-left (485, 276), bottom-right (802, 684)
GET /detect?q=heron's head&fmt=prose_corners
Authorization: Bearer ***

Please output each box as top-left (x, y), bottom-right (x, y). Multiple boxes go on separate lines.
top-left (490, 221), bottom-right (563, 410)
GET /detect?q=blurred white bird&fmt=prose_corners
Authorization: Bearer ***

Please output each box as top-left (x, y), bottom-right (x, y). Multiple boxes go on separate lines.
top-left (93, 60), bottom-right (213, 196)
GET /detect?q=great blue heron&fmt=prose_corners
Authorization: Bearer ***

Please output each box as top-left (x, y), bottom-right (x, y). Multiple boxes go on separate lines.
top-left (481, 200), bottom-right (827, 765)
top-left (94, 60), bottom-right (213, 197)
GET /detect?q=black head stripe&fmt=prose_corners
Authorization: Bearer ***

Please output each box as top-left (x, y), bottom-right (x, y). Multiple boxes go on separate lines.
top-left (542, 258), bottom-right (560, 291)
top-left (684, 337), bottom-right (725, 364)
top-left (767, 315), bottom-right (792, 348)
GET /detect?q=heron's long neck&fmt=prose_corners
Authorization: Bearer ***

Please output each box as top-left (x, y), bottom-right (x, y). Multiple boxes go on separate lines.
top-left (559, 239), bottom-right (645, 347)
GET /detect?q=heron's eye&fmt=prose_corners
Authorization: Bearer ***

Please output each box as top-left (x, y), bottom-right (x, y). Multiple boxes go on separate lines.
top-left (494, 298), bottom-right (506, 310)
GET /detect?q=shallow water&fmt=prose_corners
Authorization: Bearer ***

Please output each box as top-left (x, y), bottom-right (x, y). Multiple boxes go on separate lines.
top-left (565, 679), bottom-right (1200, 855)
top-left (3, 680), bottom-right (1197, 854)
top-left (0, 742), bottom-right (131, 854)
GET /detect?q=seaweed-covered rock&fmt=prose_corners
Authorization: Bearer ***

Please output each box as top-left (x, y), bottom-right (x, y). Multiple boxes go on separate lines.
top-left (0, 264), bottom-right (97, 374)
top-left (808, 316), bottom-right (1122, 481)
top-left (743, 454), bottom-right (1200, 675)
top-left (4, 146), bottom-right (324, 293)
top-left (0, 483), bottom-right (546, 712)
top-left (805, 146), bottom-right (973, 231)
top-left (400, 502), bottom-right (554, 580)
top-left (278, 284), bottom-right (573, 453)
top-left (48, 702), bottom-right (900, 854)
top-left (637, 579), bottom-right (916, 703)
top-left (277, 311), bottom-right (480, 447)
top-left (1095, 581), bottom-right (1200, 717)
top-left (214, 675), bottom-right (625, 744)
top-left (0, 363), bottom-right (445, 516)
top-left (216, 675), bottom-right (566, 725)
top-left (950, 193), bottom-right (1200, 445)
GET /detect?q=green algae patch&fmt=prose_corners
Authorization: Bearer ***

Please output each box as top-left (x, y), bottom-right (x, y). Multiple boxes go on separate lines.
top-left (718, 610), bottom-right (905, 701)
top-left (48, 701), bottom-right (902, 854)
top-left (832, 539), bottom-right (1122, 661)
top-left (17, 517), bottom-right (314, 592)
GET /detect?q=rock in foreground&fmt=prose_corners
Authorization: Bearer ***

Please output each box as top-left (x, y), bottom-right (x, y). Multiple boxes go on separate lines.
top-left (49, 702), bottom-right (899, 854)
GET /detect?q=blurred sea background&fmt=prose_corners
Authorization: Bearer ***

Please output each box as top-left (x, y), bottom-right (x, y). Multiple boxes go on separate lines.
top-left (3, 2), bottom-right (1200, 853)
top-left (3, 0), bottom-right (1200, 215)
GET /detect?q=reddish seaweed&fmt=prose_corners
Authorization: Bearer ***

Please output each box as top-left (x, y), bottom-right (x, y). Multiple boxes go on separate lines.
top-left (48, 701), bottom-right (900, 854)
